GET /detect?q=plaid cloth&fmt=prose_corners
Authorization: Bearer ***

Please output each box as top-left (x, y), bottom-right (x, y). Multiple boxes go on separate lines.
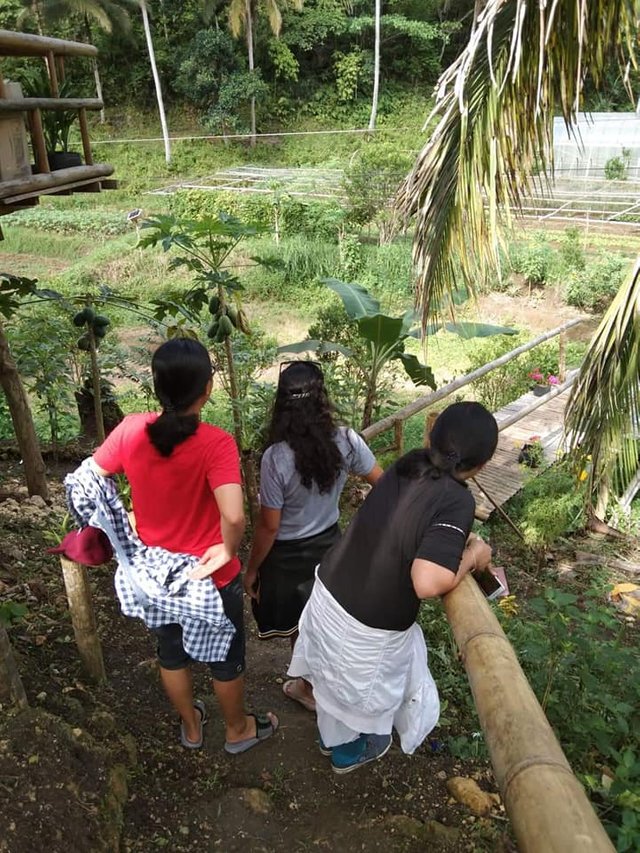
top-left (63, 458), bottom-right (235, 663)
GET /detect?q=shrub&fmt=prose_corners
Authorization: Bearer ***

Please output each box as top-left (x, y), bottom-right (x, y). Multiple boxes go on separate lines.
top-left (0, 207), bottom-right (129, 236)
top-left (565, 253), bottom-right (628, 311)
top-left (510, 238), bottom-right (557, 287)
top-left (509, 463), bottom-right (586, 548)
top-left (604, 151), bottom-right (630, 181)
top-left (560, 226), bottom-right (586, 272)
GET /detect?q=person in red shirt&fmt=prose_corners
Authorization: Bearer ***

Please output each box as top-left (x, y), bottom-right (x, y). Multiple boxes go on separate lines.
top-left (93, 338), bottom-right (278, 752)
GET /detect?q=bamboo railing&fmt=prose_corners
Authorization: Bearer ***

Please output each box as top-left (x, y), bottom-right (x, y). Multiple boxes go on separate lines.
top-left (361, 317), bottom-right (585, 455)
top-left (443, 577), bottom-right (614, 852)
top-left (0, 29), bottom-right (114, 216)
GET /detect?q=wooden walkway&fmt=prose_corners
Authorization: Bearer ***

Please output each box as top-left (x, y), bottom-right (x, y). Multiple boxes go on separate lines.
top-left (469, 384), bottom-right (573, 520)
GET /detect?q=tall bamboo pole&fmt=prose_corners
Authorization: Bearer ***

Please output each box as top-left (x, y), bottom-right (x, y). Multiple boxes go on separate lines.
top-left (442, 576), bottom-right (614, 852)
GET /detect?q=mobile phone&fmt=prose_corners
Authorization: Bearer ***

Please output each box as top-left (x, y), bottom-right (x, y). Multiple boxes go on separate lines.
top-left (473, 567), bottom-right (508, 600)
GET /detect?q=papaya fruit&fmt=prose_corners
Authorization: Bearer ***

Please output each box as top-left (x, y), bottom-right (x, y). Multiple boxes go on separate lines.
top-left (214, 325), bottom-right (228, 344)
top-left (83, 307), bottom-right (96, 324)
top-left (208, 295), bottom-right (221, 315)
top-left (219, 315), bottom-right (234, 336)
top-left (77, 334), bottom-right (91, 351)
top-left (73, 310), bottom-right (87, 327)
top-left (207, 319), bottom-right (220, 339)
top-left (94, 325), bottom-right (108, 339)
top-left (226, 306), bottom-right (238, 328)
top-left (93, 314), bottom-right (110, 328)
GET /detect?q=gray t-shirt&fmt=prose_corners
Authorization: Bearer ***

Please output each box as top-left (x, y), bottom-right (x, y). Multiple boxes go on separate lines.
top-left (259, 427), bottom-right (376, 540)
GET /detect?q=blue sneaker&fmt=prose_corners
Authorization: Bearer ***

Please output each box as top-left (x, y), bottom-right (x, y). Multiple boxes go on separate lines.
top-left (331, 733), bottom-right (392, 775)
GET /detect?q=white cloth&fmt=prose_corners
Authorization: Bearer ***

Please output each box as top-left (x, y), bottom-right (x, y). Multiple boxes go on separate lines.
top-left (288, 576), bottom-right (440, 753)
top-left (64, 458), bottom-right (235, 662)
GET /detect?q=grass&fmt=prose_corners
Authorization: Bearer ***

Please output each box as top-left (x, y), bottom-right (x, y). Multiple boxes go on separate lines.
top-left (0, 227), bottom-right (92, 262)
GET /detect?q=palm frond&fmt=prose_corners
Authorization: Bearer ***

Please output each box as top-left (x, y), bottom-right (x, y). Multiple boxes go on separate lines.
top-left (228, 0), bottom-right (248, 37)
top-left (565, 261), bottom-right (640, 499)
top-left (263, 0), bottom-right (283, 36)
top-left (395, 0), bottom-right (638, 329)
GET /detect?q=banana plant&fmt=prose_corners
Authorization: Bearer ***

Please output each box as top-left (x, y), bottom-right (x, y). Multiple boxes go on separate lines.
top-left (280, 278), bottom-right (515, 429)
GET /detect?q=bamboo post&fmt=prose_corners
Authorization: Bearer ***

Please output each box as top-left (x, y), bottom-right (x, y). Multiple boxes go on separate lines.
top-left (423, 410), bottom-right (440, 446)
top-left (28, 108), bottom-right (50, 173)
top-left (0, 625), bottom-right (28, 710)
top-left (443, 576), bottom-right (614, 852)
top-left (558, 330), bottom-right (566, 382)
top-left (46, 50), bottom-right (59, 97)
top-left (60, 557), bottom-right (106, 683)
top-left (78, 107), bottom-right (93, 165)
top-left (393, 418), bottom-right (404, 457)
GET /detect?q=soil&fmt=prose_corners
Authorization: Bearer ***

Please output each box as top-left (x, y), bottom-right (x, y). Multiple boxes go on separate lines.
top-left (0, 463), bottom-right (513, 853)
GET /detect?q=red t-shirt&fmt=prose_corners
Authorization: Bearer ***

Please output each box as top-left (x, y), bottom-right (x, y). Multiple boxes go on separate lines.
top-left (93, 413), bottom-right (242, 588)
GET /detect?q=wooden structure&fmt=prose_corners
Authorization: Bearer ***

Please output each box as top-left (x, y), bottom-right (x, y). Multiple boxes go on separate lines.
top-left (0, 29), bottom-right (115, 230)
top-left (362, 318), bottom-right (586, 520)
top-left (471, 378), bottom-right (575, 519)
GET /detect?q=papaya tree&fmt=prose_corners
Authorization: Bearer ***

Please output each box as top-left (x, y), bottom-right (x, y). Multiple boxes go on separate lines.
top-left (0, 274), bottom-right (49, 500)
top-left (73, 304), bottom-right (111, 444)
top-left (281, 278), bottom-right (515, 428)
top-left (138, 213), bottom-right (265, 519)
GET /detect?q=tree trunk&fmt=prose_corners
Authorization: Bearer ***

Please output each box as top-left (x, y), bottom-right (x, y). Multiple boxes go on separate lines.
top-left (88, 328), bottom-right (106, 444)
top-left (140, 0), bottom-right (171, 165)
top-left (83, 15), bottom-right (105, 124)
top-left (0, 625), bottom-right (28, 710)
top-left (245, 0), bottom-right (256, 146)
top-left (0, 323), bottom-right (49, 500)
top-left (368, 0), bottom-right (381, 132)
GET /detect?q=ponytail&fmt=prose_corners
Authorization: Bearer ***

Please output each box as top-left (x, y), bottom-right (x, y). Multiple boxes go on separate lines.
top-left (396, 402), bottom-right (498, 481)
top-left (147, 411), bottom-right (199, 457)
top-left (145, 338), bottom-right (214, 457)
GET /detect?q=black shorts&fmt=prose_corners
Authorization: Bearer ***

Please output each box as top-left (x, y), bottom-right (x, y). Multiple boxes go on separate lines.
top-left (152, 576), bottom-right (245, 681)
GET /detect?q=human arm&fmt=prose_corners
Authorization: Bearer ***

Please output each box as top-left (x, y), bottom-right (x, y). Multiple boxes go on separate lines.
top-left (411, 536), bottom-right (492, 599)
top-left (189, 483), bottom-right (245, 580)
top-left (363, 463), bottom-right (384, 486)
top-left (243, 505), bottom-right (282, 598)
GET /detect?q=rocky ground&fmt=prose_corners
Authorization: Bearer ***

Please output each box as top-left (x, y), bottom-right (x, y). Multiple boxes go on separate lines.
top-left (0, 463), bottom-right (514, 853)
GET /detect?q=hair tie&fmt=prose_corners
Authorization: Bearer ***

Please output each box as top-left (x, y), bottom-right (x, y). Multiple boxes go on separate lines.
top-left (289, 391), bottom-right (311, 400)
top-left (164, 402), bottom-right (176, 414)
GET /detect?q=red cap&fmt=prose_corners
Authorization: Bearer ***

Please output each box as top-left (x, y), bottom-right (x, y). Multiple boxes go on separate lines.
top-left (48, 527), bottom-right (113, 567)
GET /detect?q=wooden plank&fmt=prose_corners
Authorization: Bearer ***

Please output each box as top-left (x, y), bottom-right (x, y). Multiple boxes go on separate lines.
top-left (0, 97), bottom-right (103, 112)
top-left (0, 30), bottom-right (98, 58)
top-left (0, 163), bottom-right (113, 200)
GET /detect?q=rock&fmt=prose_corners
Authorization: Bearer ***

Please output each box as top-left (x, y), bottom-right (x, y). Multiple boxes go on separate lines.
top-left (239, 788), bottom-right (272, 815)
top-left (386, 815), bottom-right (423, 838)
top-left (446, 776), bottom-right (494, 816)
top-left (89, 710), bottom-right (116, 737)
top-left (26, 495), bottom-right (47, 508)
top-left (422, 821), bottom-right (461, 845)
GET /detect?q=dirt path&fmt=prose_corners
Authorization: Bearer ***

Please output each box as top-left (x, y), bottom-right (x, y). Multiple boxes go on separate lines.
top-left (0, 466), bottom-right (510, 853)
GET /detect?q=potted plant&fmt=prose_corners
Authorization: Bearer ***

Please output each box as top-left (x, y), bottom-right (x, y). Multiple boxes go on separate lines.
top-left (527, 369), bottom-right (560, 396)
top-left (518, 435), bottom-right (545, 467)
top-left (21, 70), bottom-right (82, 170)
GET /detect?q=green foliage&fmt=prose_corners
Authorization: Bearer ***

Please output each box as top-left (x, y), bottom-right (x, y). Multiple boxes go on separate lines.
top-left (0, 207), bottom-right (129, 237)
top-left (510, 236), bottom-right (557, 287)
top-left (560, 226), bottom-right (586, 271)
top-left (334, 48), bottom-right (367, 101)
top-left (504, 589), bottom-right (640, 850)
top-left (565, 253), bottom-right (629, 312)
top-left (0, 601), bottom-right (27, 627)
top-left (175, 29), bottom-right (240, 110)
top-left (510, 463), bottom-right (587, 549)
top-left (343, 144), bottom-right (414, 235)
top-left (604, 150), bottom-right (631, 181)
top-left (268, 39), bottom-right (299, 82)
top-left (205, 71), bottom-right (269, 135)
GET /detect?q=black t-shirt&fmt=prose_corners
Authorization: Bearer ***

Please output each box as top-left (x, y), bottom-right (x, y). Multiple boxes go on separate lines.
top-left (318, 462), bottom-right (476, 631)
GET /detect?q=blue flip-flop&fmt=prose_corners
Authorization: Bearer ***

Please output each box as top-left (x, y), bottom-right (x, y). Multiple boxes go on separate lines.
top-left (224, 713), bottom-right (279, 754)
top-left (180, 699), bottom-right (208, 749)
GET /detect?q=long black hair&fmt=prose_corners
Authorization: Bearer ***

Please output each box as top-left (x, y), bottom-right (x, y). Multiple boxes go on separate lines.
top-left (396, 401), bottom-right (498, 480)
top-left (146, 338), bottom-right (213, 457)
top-left (266, 362), bottom-right (343, 493)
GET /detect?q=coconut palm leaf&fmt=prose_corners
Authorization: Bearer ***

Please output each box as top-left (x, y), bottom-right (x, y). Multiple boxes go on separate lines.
top-left (565, 260), bottom-right (640, 499)
top-left (18, 0), bottom-right (134, 33)
top-left (395, 0), bottom-right (638, 329)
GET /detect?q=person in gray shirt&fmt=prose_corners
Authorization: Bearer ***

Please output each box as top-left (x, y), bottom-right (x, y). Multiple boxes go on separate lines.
top-left (245, 361), bottom-right (382, 712)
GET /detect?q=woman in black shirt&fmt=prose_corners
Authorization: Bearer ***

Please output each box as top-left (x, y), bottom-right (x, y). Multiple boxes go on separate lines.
top-left (288, 401), bottom-right (498, 774)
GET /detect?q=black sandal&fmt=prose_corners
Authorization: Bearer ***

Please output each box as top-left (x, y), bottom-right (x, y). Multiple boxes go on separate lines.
top-left (224, 712), bottom-right (279, 754)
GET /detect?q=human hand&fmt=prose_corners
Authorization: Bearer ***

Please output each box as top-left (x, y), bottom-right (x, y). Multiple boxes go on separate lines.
top-left (188, 544), bottom-right (233, 580)
top-left (466, 537), bottom-right (492, 573)
top-left (243, 570), bottom-right (259, 600)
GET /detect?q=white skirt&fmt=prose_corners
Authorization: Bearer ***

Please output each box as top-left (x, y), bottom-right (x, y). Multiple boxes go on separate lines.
top-left (288, 576), bottom-right (440, 753)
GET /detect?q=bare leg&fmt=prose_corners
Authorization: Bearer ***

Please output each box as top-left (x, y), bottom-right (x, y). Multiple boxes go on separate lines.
top-left (213, 675), bottom-right (277, 744)
top-left (287, 632), bottom-right (314, 706)
top-left (159, 665), bottom-right (200, 743)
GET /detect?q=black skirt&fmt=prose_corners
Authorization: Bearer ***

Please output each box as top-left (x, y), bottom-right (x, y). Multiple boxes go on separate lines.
top-left (251, 523), bottom-right (340, 639)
